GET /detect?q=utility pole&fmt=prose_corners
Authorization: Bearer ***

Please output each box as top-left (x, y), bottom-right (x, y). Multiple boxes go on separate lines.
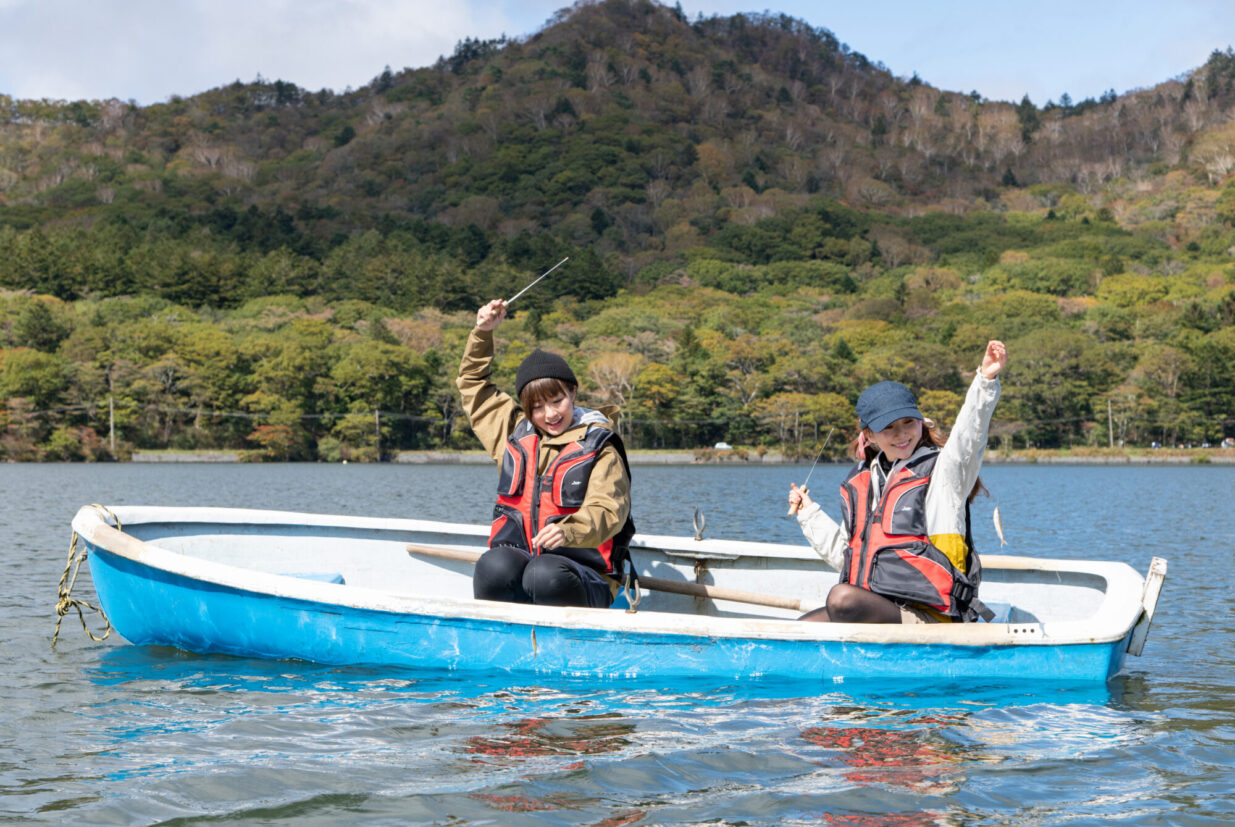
top-left (375, 410), bottom-right (381, 461)
top-left (1107, 399), bottom-right (1114, 449)
top-left (109, 395), bottom-right (115, 455)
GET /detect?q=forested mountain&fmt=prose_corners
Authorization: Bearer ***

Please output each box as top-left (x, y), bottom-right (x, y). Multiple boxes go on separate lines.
top-left (1, 0), bottom-right (1234, 460)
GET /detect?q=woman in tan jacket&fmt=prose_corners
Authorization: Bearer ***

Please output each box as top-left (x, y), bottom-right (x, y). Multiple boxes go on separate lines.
top-left (457, 298), bottom-right (635, 608)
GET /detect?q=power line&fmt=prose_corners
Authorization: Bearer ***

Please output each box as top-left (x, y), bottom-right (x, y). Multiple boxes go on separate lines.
top-left (3, 404), bottom-right (445, 422)
top-left (3, 402), bottom-right (1233, 429)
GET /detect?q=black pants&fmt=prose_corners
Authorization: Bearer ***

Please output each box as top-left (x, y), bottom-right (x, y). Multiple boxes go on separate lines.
top-left (473, 545), bottom-right (613, 608)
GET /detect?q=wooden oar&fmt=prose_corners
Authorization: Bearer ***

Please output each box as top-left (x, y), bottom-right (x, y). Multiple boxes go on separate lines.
top-left (405, 543), bottom-right (812, 612)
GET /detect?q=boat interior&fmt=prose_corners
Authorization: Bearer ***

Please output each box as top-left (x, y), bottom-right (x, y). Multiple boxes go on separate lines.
top-left (103, 508), bottom-right (1130, 626)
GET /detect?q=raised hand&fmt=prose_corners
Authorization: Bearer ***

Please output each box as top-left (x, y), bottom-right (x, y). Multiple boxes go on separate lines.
top-left (475, 299), bottom-right (508, 331)
top-left (980, 340), bottom-right (1007, 380)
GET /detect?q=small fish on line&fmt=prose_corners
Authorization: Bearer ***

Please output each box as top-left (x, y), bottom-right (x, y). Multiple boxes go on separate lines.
top-left (993, 505), bottom-right (1007, 546)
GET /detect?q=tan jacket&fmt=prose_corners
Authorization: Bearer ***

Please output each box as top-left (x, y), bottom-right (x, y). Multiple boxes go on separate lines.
top-left (457, 327), bottom-right (631, 550)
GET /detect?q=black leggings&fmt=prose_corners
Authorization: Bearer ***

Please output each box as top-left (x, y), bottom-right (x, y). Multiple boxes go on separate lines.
top-left (473, 545), bottom-right (613, 608)
top-left (798, 584), bottom-right (904, 623)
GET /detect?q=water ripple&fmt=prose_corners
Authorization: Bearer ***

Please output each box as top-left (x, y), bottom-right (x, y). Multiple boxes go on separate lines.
top-left (3, 464), bottom-right (1233, 824)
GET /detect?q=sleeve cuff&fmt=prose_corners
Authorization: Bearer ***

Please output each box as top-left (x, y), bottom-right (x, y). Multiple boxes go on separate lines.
top-left (796, 501), bottom-right (822, 523)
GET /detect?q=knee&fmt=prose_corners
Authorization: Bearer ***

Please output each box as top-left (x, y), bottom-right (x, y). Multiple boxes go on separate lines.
top-left (826, 583), bottom-right (900, 623)
top-left (474, 546), bottom-right (530, 602)
top-left (825, 584), bottom-right (866, 622)
top-left (523, 556), bottom-right (583, 607)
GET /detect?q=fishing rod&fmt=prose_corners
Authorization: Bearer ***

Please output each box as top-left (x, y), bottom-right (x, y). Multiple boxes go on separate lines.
top-left (787, 427), bottom-right (834, 516)
top-left (506, 256), bottom-right (570, 305)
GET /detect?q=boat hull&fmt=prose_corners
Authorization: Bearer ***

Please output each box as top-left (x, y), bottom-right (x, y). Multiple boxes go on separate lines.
top-left (85, 537), bottom-right (1133, 683)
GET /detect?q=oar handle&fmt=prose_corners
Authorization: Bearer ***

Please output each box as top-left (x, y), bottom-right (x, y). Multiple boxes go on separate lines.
top-left (405, 543), bottom-right (810, 613)
top-left (406, 543), bottom-right (481, 563)
top-left (637, 574), bottom-right (807, 612)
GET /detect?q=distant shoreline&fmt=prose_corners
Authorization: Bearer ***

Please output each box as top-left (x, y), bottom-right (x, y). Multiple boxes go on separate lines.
top-left (119, 449), bottom-right (1235, 465)
top-left (982, 453), bottom-right (1235, 465)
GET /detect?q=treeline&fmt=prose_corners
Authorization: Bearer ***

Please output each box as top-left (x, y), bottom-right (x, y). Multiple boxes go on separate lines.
top-left (2, 200), bottom-right (1233, 461)
top-left (3, 0), bottom-right (1235, 460)
top-left (0, 198), bottom-right (870, 308)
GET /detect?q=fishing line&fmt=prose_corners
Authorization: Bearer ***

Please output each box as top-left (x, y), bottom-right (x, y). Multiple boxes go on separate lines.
top-left (787, 427), bottom-right (834, 515)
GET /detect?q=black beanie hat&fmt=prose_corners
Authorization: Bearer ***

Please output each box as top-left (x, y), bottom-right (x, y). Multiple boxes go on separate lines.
top-left (515, 349), bottom-right (577, 396)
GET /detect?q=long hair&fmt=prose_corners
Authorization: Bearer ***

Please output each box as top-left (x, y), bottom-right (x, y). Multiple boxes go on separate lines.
top-left (848, 419), bottom-right (987, 504)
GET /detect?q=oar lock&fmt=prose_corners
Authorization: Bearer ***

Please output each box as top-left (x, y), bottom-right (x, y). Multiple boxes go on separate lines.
top-left (692, 507), bottom-right (706, 541)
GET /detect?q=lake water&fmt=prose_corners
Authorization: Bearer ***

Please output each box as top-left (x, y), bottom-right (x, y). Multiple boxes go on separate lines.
top-left (2, 462), bottom-right (1233, 825)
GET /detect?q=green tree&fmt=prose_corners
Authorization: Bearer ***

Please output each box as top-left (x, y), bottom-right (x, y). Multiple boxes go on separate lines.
top-left (13, 299), bottom-right (71, 352)
top-left (330, 406), bottom-right (382, 461)
top-left (1002, 328), bottom-right (1116, 447)
top-left (0, 348), bottom-right (71, 410)
top-left (240, 318), bottom-right (337, 418)
top-left (330, 340), bottom-right (431, 414)
top-left (1015, 94), bottom-right (1040, 140)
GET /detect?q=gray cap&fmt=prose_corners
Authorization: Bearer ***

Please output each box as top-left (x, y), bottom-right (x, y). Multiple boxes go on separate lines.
top-left (856, 381), bottom-right (922, 432)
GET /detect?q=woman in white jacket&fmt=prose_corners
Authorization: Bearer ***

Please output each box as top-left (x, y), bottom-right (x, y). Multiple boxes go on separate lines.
top-left (787, 340), bottom-right (1007, 623)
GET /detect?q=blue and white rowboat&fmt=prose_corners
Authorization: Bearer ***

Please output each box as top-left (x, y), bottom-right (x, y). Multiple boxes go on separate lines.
top-left (69, 505), bottom-right (1166, 683)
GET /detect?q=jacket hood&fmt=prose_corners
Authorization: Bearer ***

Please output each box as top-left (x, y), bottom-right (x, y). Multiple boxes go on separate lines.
top-left (535, 405), bottom-right (619, 445)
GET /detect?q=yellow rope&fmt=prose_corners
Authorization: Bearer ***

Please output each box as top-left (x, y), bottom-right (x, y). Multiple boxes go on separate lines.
top-left (51, 504), bottom-right (119, 648)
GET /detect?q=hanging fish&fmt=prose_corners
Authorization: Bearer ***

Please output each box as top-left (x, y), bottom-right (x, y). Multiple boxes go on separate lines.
top-left (993, 505), bottom-right (1007, 547)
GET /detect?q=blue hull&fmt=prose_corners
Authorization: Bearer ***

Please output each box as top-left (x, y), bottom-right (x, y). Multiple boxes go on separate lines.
top-left (87, 544), bottom-right (1130, 683)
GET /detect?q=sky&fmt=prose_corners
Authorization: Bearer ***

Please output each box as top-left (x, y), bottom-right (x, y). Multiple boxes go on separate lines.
top-left (0, 0), bottom-right (1232, 108)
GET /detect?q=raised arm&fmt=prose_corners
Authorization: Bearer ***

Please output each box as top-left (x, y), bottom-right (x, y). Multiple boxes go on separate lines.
top-left (456, 301), bottom-right (519, 462)
top-left (935, 341), bottom-right (1005, 494)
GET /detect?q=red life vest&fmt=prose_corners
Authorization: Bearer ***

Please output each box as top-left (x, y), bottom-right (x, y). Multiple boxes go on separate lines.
top-left (839, 447), bottom-right (990, 621)
top-left (489, 418), bottom-right (635, 576)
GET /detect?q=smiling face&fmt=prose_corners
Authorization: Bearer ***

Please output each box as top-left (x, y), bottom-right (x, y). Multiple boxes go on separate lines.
top-left (522, 380), bottom-right (577, 437)
top-left (866, 416), bottom-right (923, 462)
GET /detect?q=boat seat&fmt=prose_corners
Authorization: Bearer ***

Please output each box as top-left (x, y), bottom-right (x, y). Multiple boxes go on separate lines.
top-left (283, 572), bottom-right (346, 585)
top-left (982, 602), bottom-right (1039, 623)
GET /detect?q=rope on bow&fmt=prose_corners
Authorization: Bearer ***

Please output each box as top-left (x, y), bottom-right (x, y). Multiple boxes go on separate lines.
top-left (51, 504), bottom-right (119, 648)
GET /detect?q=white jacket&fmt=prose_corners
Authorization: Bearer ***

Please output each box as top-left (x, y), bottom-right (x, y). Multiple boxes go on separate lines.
top-left (796, 373), bottom-right (1001, 572)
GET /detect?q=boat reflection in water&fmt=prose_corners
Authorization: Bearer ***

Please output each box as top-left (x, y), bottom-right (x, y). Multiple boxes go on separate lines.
top-left (802, 714), bottom-right (967, 795)
top-left (79, 644), bottom-right (1145, 823)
